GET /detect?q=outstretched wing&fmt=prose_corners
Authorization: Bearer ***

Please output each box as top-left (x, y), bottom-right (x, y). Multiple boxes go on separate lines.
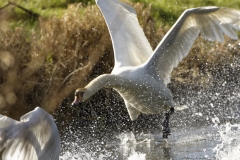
top-left (0, 107), bottom-right (60, 160)
top-left (0, 114), bottom-right (18, 128)
top-left (96, 0), bottom-right (153, 72)
top-left (145, 7), bottom-right (240, 84)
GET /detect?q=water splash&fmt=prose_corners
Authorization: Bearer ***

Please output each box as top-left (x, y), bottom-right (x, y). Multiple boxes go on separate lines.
top-left (58, 58), bottom-right (240, 159)
top-left (215, 123), bottom-right (240, 160)
top-left (127, 152), bottom-right (146, 160)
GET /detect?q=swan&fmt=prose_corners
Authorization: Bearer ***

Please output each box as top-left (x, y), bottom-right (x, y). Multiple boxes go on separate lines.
top-left (72, 0), bottom-right (240, 138)
top-left (0, 107), bottom-right (60, 160)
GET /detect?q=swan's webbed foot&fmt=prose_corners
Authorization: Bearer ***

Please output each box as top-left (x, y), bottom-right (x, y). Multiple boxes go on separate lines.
top-left (162, 132), bottom-right (171, 139)
top-left (169, 107), bottom-right (174, 115)
top-left (162, 107), bottom-right (174, 139)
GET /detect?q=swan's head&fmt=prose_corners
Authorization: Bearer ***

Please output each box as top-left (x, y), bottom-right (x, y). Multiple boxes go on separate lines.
top-left (71, 88), bottom-right (86, 106)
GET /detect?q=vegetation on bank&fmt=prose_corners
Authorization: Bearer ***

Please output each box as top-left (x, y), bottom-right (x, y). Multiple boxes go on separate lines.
top-left (132, 0), bottom-right (240, 26)
top-left (0, 0), bottom-right (239, 123)
top-left (1, 0), bottom-right (240, 28)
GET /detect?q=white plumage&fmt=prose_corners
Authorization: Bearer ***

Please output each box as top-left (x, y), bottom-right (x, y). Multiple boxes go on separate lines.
top-left (73, 0), bottom-right (240, 130)
top-left (0, 107), bottom-right (60, 160)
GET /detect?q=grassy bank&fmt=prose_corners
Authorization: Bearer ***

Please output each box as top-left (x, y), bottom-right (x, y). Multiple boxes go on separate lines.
top-left (2, 0), bottom-right (240, 27)
top-left (132, 0), bottom-right (240, 26)
top-left (0, 0), bottom-right (239, 122)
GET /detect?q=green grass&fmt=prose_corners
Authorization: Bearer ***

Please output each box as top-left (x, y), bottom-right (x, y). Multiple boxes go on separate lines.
top-left (0, 0), bottom-right (65, 17)
top-left (2, 0), bottom-right (240, 30)
top-left (132, 0), bottom-right (240, 26)
top-left (0, 0), bottom-right (89, 32)
top-left (0, 0), bottom-right (96, 17)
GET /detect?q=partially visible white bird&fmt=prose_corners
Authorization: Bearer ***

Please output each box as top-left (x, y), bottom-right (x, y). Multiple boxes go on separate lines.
top-left (72, 0), bottom-right (240, 138)
top-left (0, 107), bottom-right (60, 160)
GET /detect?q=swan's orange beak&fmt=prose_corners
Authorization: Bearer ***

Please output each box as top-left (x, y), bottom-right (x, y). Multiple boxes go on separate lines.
top-left (71, 88), bottom-right (85, 107)
top-left (71, 95), bottom-right (82, 106)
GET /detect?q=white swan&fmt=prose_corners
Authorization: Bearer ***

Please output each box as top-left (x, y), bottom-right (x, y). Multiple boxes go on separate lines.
top-left (72, 0), bottom-right (240, 138)
top-left (0, 107), bottom-right (60, 160)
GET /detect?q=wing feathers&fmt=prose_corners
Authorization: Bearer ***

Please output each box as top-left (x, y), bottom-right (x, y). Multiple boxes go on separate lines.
top-left (220, 23), bottom-right (238, 39)
top-left (96, 0), bottom-right (153, 72)
top-left (0, 107), bottom-right (60, 160)
top-left (146, 7), bottom-right (240, 84)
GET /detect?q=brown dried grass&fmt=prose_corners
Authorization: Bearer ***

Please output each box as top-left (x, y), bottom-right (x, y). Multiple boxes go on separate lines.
top-left (0, 2), bottom-right (160, 119)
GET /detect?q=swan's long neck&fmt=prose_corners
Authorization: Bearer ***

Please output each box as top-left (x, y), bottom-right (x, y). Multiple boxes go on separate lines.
top-left (82, 74), bottom-right (118, 101)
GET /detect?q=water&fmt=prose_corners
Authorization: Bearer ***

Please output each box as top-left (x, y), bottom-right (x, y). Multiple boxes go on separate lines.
top-left (58, 124), bottom-right (240, 160)
top-left (215, 123), bottom-right (240, 160)
top-left (58, 59), bottom-right (240, 160)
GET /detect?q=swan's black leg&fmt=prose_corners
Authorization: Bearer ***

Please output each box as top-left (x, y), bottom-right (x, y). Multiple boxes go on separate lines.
top-left (162, 112), bottom-right (171, 138)
top-left (162, 107), bottom-right (174, 138)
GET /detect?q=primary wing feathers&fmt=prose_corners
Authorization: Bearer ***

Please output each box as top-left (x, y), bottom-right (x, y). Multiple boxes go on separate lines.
top-left (0, 107), bottom-right (60, 160)
top-left (0, 115), bottom-right (18, 128)
top-left (146, 7), bottom-right (240, 85)
top-left (96, 0), bottom-right (153, 72)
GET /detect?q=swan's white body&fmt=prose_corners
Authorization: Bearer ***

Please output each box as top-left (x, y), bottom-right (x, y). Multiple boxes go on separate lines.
top-left (78, 0), bottom-right (240, 121)
top-left (84, 68), bottom-right (173, 120)
top-left (0, 107), bottom-right (60, 160)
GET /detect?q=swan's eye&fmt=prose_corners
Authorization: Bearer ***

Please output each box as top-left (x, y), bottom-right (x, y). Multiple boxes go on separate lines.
top-left (75, 91), bottom-right (84, 98)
